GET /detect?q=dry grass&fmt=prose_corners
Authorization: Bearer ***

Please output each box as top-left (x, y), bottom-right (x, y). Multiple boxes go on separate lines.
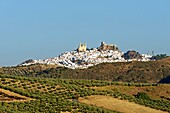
top-left (79, 95), bottom-right (168, 113)
top-left (0, 88), bottom-right (32, 102)
top-left (60, 111), bottom-right (71, 113)
top-left (92, 84), bottom-right (170, 100)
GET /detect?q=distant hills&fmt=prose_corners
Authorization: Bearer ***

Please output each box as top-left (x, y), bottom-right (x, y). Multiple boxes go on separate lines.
top-left (1, 57), bottom-right (170, 83)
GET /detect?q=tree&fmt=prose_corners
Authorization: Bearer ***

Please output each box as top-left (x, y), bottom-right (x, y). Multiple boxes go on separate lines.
top-left (135, 92), bottom-right (150, 100)
top-left (152, 54), bottom-right (168, 60)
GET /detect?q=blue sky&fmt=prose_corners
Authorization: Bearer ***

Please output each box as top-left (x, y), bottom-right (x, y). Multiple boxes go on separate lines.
top-left (0, 0), bottom-right (170, 66)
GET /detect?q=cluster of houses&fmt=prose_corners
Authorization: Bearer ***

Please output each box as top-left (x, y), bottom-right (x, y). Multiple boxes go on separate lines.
top-left (20, 42), bottom-right (153, 69)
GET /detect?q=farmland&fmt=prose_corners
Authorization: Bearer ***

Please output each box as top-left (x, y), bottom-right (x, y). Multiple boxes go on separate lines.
top-left (0, 74), bottom-right (169, 112)
top-left (79, 95), bottom-right (167, 113)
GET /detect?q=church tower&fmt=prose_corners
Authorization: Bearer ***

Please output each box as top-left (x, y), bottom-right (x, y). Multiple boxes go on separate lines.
top-left (77, 43), bottom-right (87, 52)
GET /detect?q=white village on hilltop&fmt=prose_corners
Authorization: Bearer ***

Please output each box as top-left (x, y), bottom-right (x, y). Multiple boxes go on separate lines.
top-left (20, 42), bottom-right (153, 69)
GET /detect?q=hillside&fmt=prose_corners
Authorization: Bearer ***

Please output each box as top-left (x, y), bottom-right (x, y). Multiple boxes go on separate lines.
top-left (1, 57), bottom-right (170, 83)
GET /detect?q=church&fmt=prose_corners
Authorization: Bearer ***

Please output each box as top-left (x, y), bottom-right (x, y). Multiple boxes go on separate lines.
top-left (77, 43), bottom-right (87, 52)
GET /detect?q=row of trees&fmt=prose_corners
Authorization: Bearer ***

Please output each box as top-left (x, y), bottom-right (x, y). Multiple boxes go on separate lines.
top-left (152, 54), bottom-right (168, 60)
top-left (0, 74), bottom-right (169, 112)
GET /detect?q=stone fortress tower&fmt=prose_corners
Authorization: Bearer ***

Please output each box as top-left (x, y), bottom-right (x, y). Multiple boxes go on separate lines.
top-left (98, 42), bottom-right (119, 51)
top-left (77, 42), bottom-right (119, 52)
top-left (77, 43), bottom-right (87, 52)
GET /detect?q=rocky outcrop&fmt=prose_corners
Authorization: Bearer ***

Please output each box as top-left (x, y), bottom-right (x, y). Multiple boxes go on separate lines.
top-left (123, 50), bottom-right (142, 60)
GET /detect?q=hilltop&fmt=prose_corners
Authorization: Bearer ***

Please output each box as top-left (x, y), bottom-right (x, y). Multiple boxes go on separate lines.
top-left (19, 42), bottom-right (152, 69)
top-left (1, 42), bottom-right (169, 83)
top-left (1, 57), bottom-right (170, 83)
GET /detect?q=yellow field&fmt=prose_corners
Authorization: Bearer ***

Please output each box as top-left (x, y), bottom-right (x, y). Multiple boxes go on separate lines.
top-left (0, 88), bottom-right (32, 102)
top-left (61, 111), bottom-right (80, 113)
top-left (79, 95), bottom-right (168, 113)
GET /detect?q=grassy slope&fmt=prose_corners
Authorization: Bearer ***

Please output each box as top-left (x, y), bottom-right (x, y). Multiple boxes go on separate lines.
top-left (92, 84), bottom-right (170, 100)
top-left (0, 57), bottom-right (170, 83)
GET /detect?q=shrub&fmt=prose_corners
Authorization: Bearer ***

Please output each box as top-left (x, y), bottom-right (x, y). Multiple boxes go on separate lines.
top-left (135, 92), bottom-right (150, 100)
